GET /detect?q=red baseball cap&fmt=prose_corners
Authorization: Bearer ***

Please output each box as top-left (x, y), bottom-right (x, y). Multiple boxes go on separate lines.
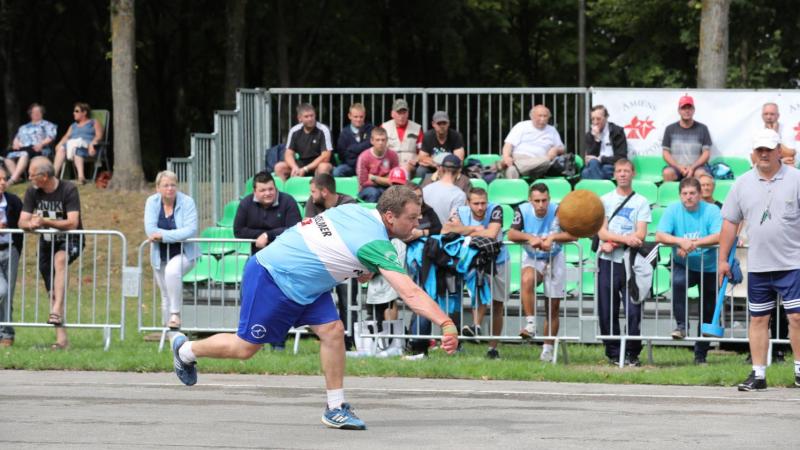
top-left (388, 167), bottom-right (407, 185)
top-left (678, 95), bottom-right (694, 108)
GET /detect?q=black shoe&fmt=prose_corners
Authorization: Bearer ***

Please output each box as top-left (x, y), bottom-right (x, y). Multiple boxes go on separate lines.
top-left (774, 351), bottom-right (785, 363)
top-left (625, 356), bottom-right (641, 367)
top-left (737, 371), bottom-right (767, 391)
top-left (744, 354), bottom-right (752, 364)
top-left (795, 374), bottom-right (800, 388)
top-left (694, 356), bottom-right (707, 366)
top-left (607, 356), bottom-right (621, 366)
top-left (486, 348), bottom-right (500, 359)
top-left (461, 325), bottom-right (475, 337)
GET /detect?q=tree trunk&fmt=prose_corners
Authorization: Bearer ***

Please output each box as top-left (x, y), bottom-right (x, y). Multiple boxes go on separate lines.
top-left (223, 0), bottom-right (247, 109)
top-left (110, 0), bottom-right (146, 190)
top-left (697, 0), bottom-right (730, 88)
top-left (577, 0), bottom-right (586, 87)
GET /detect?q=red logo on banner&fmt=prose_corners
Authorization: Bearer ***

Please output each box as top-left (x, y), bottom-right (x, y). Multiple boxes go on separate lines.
top-left (624, 116), bottom-right (656, 139)
top-left (794, 122), bottom-right (800, 141)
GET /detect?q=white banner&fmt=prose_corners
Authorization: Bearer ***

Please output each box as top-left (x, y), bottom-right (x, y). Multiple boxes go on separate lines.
top-left (591, 88), bottom-right (800, 159)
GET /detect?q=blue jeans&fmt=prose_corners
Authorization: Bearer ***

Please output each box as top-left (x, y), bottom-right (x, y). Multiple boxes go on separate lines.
top-left (671, 263), bottom-right (716, 358)
top-left (358, 186), bottom-right (386, 203)
top-left (597, 258), bottom-right (642, 359)
top-left (0, 247), bottom-right (20, 340)
top-left (333, 164), bottom-right (355, 177)
top-left (581, 158), bottom-right (614, 180)
top-left (406, 313), bottom-right (432, 354)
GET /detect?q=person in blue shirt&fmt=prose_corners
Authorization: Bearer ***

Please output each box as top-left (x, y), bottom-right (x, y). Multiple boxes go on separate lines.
top-left (656, 176), bottom-right (721, 364)
top-left (333, 103), bottom-right (374, 177)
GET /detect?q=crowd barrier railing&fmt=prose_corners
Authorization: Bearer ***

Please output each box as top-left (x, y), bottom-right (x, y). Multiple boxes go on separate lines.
top-left (353, 240), bottom-right (588, 364)
top-left (0, 229), bottom-right (127, 350)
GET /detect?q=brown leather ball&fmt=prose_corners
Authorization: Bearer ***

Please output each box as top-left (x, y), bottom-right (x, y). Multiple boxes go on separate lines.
top-left (557, 189), bottom-right (605, 238)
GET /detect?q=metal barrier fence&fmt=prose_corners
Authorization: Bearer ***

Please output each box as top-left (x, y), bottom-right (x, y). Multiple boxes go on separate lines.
top-left (0, 229), bottom-right (127, 350)
top-left (135, 238), bottom-right (355, 353)
top-left (353, 241), bottom-right (588, 364)
top-left (170, 87), bottom-right (590, 227)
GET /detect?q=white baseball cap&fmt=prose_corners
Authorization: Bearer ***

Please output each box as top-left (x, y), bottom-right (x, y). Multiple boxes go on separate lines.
top-left (752, 128), bottom-right (781, 150)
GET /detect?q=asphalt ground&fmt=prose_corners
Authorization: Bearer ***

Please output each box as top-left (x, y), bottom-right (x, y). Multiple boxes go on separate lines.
top-left (1, 370), bottom-right (798, 449)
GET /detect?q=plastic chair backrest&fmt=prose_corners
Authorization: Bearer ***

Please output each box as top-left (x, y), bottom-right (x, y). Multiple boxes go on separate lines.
top-left (574, 179), bottom-right (615, 197)
top-left (284, 176), bottom-right (312, 203)
top-left (538, 178), bottom-right (571, 203)
top-left (335, 177), bottom-right (359, 198)
top-left (487, 179), bottom-right (528, 205)
top-left (470, 178), bottom-right (489, 191)
top-left (217, 200), bottom-right (240, 227)
top-left (182, 255), bottom-right (219, 283)
top-left (632, 180), bottom-right (658, 206)
top-left (713, 179), bottom-right (734, 203)
top-left (632, 155), bottom-right (664, 183)
top-left (657, 182), bottom-right (680, 207)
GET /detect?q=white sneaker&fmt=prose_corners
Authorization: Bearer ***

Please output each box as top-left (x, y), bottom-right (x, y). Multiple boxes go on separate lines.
top-left (540, 348), bottom-right (553, 362)
top-left (520, 323), bottom-right (536, 340)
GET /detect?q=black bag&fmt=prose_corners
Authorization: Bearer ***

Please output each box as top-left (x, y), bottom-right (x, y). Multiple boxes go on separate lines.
top-left (591, 191), bottom-right (635, 253)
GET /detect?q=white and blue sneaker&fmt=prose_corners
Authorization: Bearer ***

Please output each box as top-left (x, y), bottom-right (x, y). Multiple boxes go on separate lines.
top-left (321, 403), bottom-right (367, 430)
top-left (171, 333), bottom-right (197, 386)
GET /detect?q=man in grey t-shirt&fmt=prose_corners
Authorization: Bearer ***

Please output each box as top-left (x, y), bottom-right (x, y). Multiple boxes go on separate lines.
top-left (422, 154), bottom-right (467, 225)
top-left (661, 95), bottom-right (712, 182)
top-left (719, 128), bottom-right (800, 392)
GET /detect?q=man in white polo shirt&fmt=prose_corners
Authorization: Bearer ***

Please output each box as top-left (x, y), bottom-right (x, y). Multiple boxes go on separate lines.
top-left (499, 105), bottom-right (565, 179)
top-left (719, 128), bottom-right (800, 392)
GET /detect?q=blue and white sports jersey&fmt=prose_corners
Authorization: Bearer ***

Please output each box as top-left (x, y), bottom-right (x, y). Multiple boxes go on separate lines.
top-left (256, 204), bottom-right (405, 305)
top-left (512, 202), bottom-right (562, 259)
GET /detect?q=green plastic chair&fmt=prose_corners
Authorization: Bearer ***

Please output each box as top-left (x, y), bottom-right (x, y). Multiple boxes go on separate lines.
top-left (538, 178), bottom-right (571, 203)
top-left (198, 226), bottom-right (239, 256)
top-left (575, 179), bottom-right (615, 197)
top-left (632, 155), bottom-right (664, 183)
top-left (507, 245), bottom-right (522, 294)
top-left (335, 177), bottom-right (359, 198)
top-left (273, 176), bottom-right (285, 192)
top-left (217, 200), bottom-right (240, 227)
top-left (411, 177), bottom-right (422, 185)
top-left (564, 238), bottom-right (591, 264)
top-left (284, 176), bottom-right (312, 204)
top-left (360, 202), bottom-right (377, 210)
top-left (568, 270), bottom-right (595, 297)
top-left (470, 178), bottom-right (489, 191)
top-left (574, 154), bottom-right (584, 171)
top-left (488, 179), bottom-right (528, 205)
top-left (653, 265), bottom-right (671, 296)
top-left (465, 154), bottom-right (501, 167)
top-left (213, 254), bottom-right (249, 284)
top-left (500, 204), bottom-right (514, 231)
top-left (182, 255), bottom-right (219, 283)
top-left (713, 179), bottom-right (734, 204)
top-left (632, 180), bottom-right (658, 206)
top-left (242, 177), bottom-right (254, 198)
top-left (647, 206), bottom-right (664, 239)
top-left (657, 182), bottom-right (680, 207)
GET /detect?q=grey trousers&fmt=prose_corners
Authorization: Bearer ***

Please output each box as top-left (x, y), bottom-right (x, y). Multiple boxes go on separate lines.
top-left (0, 246), bottom-right (20, 340)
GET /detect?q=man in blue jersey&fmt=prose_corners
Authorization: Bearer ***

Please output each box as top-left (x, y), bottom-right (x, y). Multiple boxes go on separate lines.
top-left (170, 186), bottom-right (459, 430)
top-left (507, 183), bottom-right (576, 362)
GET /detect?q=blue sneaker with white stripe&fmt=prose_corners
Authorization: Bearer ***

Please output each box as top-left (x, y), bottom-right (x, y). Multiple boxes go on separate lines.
top-left (171, 333), bottom-right (197, 386)
top-left (321, 403), bottom-right (367, 430)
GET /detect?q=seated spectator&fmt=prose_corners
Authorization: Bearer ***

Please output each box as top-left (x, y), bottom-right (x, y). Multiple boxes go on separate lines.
top-left (442, 187), bottom-right (506, 359)
top-left (274, 103), bottom-right (333, 181)
top-left (19, 157), bottom-right (84, 350)
top-left (405, 182), bottom-right (442, 241)
top-left (760, 102), bottom-right (796, 166)
top-left (0, 166), bottom-right (22, 347)
top-left (661, 95), bottom-right (712, 181)
top-left (416, 111), bottom-right (465, 179)
top-left (581, 105), bottom-right (627, 180)
top-left (421, 154), bottom-right (467, 225)
top-left (305, 173), bottom-right (356, 218)
top-left (498, 105), bottom-right (565, 179)
top-left (698, 173), bottom-right (723, 208)
top-left (356, 127), bottom-right (399, 203)
top-left (333, 103), bottom-right (374, 177)
top-left (53, 102), bottom-right (103, 185)
top-left (233, 171), bottom-right (301, 254)
top-left (507, 183), bottom-right (576, 362)
top-left (143, 170), bottom-right (198, 330)
top-left (5, 103), bottom-right (57, 185)
top-left (418, 152), bottom-right (471, 194)
top-left (655, 177), bottom-right (721, 364)
top-left (382, 98), bottom-right (422, 174)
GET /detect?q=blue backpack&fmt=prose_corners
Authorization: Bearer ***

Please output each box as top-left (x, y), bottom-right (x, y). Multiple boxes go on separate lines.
top-left (264, 143), bottom-right (286, 173)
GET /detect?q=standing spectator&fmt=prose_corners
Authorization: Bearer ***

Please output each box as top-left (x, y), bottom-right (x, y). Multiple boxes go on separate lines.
top-left (655, 177), bottom-right (721, 364)
top-left (596, 158), bottom-right (651, 366)
top-left (507, 183), bottom-right (576, 362)
top-left (234, 171), bottom-right (301, 254)
top-left (661, 95), bottom-right (712, 182)
top-left (581, 105), bottom-right (627, 180)
top-left (443, 187), bottom-right (507, 359)
top-left (416, 111), bottom-right (465, 179)
top-left (19, 157), bottom-right (84, 350)
top-left (305, 173), bottom-right (356, 218)
top-left (422, 155), bottom-right (467, 225)
top-left (53, 102), bottom-right (103, 185)
top-left (356, 128), bottom-right (399, 203)
top-left (333, 103), bottom-right (374, 177)
top-left (5, 103), bottom-right (57, 185)
top-left (274, 104), bottom-right (334, 181)
top-left (760, 102), bottom-right (796, 166)
top-left (698, 173), bottom-right (723, 208)
top-left (381, 98), bottom-right (423, 174)
top-left (144, 170), bottom-right (199, 330)
top-left (719, 129), bottom-right (800, 391)
top-left (498, 105), bottom-right (565, 179)
top-left (0, 167), bottom-right (22, 347)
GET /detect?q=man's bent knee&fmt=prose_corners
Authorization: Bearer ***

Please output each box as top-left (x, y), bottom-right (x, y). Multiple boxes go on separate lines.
top-left (313, 320), bottom-right (345, 341)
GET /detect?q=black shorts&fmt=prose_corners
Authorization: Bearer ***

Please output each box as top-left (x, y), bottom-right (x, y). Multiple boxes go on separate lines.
top-left (38, 235), bottom-right (84, 292)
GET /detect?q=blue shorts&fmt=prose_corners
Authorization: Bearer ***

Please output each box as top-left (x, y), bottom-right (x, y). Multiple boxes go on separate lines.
top-left (747, 270), bottom-right (800, 317)
top-left (236, 257), bottom-right (340, 345)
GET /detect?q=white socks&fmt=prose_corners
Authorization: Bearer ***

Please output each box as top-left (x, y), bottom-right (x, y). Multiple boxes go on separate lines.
top-left (178, 341), bottom-right (196, 364)
top-left (795, 360), bottom-right (800, 376)
top-left (542, 344), bottom-right (554, 353)
top-left (526, 315), bottom-right (535, 324)
top-left (753, 365), bottom-right (766, 379)
top-left (327, 389), bottom-right (345, 409)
